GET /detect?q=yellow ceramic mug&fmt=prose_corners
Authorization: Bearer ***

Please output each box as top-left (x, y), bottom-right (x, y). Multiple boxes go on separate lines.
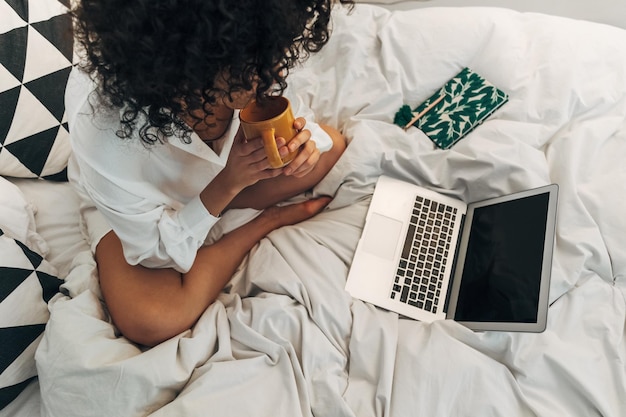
top-left (239, 96), bottom-right (298, 168)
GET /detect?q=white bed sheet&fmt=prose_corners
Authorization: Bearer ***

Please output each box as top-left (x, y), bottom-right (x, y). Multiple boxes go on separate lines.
top-left (358, 0), bottom-right (626, 30)
top-left (26, 5), bottom-right (626, 417)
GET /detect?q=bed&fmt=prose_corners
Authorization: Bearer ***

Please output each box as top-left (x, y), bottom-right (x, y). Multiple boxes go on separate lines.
top-left (1, 1), bottom-right (625, 416)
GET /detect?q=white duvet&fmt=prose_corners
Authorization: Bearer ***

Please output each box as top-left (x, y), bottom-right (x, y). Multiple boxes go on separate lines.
top-left (36, 5), bottom-right (626, 417)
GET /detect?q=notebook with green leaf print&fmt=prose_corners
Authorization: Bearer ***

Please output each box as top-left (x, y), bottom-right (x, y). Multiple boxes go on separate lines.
top-left (394, 67), bottom-right (508, 149)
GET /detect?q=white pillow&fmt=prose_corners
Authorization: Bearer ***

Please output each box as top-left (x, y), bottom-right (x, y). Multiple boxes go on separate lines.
top-left (0, 177), bottom-right (48, 256)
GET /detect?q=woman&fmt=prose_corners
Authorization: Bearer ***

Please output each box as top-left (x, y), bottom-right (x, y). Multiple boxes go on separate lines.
top-left (67, 0), bottom-right (353, 346)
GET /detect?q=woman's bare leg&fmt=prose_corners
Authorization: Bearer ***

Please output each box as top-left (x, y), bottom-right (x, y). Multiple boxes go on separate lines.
top-left (96, 197), bottom-right (331, 347)
top-left (228, 124), bottom-right (346, 210)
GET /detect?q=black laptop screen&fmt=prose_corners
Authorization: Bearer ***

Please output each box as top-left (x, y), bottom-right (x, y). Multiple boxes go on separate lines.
top-left (453, 193), bottom-right (550, 323)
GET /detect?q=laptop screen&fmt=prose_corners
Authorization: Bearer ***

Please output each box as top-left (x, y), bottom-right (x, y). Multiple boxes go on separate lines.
top-left (452, 193), bottom-right (550, 323)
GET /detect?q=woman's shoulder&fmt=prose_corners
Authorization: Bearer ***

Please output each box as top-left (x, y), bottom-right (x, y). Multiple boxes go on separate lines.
top-left (66, 68), bottom-right (121, 135)
top-left (67, 72), bottom-right (154, 182)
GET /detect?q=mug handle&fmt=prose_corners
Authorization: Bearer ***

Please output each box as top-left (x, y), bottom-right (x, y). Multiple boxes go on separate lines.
top-left (260, 128), bottom-right (285, 168)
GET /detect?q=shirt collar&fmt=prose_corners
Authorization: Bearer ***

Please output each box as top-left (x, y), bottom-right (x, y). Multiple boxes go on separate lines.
top-left (170, 110), bottom-right (239, 165)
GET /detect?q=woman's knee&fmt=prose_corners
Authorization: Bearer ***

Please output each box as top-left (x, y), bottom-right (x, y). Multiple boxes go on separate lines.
top-left (321, 124), bottom-right (347, 163)
top-left (94, 232), bottom-right (191, 346)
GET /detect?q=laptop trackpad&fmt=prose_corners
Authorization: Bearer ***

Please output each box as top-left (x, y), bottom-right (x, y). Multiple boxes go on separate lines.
top-left (361, 213), bottom-right (403, 261)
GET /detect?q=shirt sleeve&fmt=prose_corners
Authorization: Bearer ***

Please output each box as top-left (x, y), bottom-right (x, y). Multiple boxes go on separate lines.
top-left (76, 163), bottom-right (219, 273)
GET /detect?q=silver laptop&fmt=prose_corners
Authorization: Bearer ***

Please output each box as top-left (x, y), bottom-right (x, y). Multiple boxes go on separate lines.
top-left (345, 175), bottom-right (558, 332)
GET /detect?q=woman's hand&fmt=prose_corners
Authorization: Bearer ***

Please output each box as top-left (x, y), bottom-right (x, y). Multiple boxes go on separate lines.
top-left (200, 128), bottom-right (282, 217)
top-left (221, 129), bottom-right (284, 190)
top-left (278, 117), bottom-right (321, 177)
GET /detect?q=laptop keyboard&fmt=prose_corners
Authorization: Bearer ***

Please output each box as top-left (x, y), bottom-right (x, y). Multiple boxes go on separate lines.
top-left (390, 196), bottom-right (458, 314)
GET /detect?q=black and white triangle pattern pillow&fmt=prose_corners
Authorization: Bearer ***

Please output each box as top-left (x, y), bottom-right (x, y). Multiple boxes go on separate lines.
top-left (0, 228), bottom-right (63, 410)
top-left (0, 0), bottom-right (73, 181)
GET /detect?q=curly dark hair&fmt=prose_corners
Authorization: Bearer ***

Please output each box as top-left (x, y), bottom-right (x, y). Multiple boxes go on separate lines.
top-left (71, 0), bottom-right (353, 145)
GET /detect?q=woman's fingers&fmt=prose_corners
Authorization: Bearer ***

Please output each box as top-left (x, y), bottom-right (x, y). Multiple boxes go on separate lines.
top-left (285, 128), bottom-right (311, 153)
top-left (282, 140), bottom-right (318, 176)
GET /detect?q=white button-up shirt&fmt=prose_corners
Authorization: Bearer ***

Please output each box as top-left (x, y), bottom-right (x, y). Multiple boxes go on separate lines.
top-left (66, 68), bottom-right (332, 273)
